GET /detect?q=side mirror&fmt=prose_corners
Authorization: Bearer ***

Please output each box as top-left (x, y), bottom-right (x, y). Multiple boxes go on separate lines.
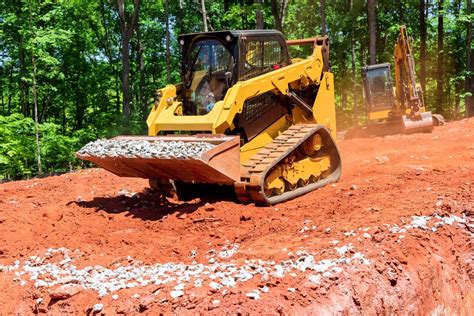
top-left (225, 71), bottom-right (232, 87)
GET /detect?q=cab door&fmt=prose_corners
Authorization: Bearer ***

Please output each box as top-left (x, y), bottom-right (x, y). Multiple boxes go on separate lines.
top-left (362, 63), bottom-right (395, 120)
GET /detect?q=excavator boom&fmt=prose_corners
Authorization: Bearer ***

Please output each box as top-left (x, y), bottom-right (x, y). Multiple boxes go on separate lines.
top-left (394, 25), bottom-right (422, 116)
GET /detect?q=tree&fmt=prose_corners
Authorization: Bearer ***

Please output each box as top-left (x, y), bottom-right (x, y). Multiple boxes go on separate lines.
top-left (13, 1), bottom-right (30, 118)
top-left (27, 0), bottom-right (42, 176)
top-left (271, 0), bottom-right (288, 32)
top-left (419, 0), bottom-right (427, 94)
top-left (350, 0), bottom-right (358, 124)
top-left (165, 0), bottom-right (171, 83)
top-left (256, 0), bottom-right (264, 29)
top-left (115, 0), bottom-right (140, 128)
top-left (436, 0), bottom-right (444, 115)
top-left (368, 0), bottom-right (377, 65)
top-left (320, 0), bottom-right (326, 36)
top-left (0, 0), bottom-right (472, 179)
top-left (200, 0), bottom-right (208, 32)
top-left (467, 0), bottom-right (474, 117)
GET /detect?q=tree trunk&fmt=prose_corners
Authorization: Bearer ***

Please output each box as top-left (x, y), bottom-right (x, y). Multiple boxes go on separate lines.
top-left (0, 67), bottom-right (4, 114)
top-left (271, 0), bottom-right (288, 32)
top-left (224, 0), bottom-right (231, 11)
top-left (136, 25), bottom-right (147, 120)
top-left (165, 0), bottom-right (171, 83)
top-left (241, 0), bottom-right (247, 29)
top-left (342, 89), bottom-right (347, 111)
top-left (360, 44), bottom-right (366, 123)
top-left (436, 0), bottom-right (444, 115)
top-left (453, 0), bottom-right (461, 118)
top-left (121, 36), bottom-right (131, 125)
top-left (368, 0), bottom-right (377, 65)
top-left (455, 81), bottom-right (461, 119)
top-left (31, 55), bottom-right (42, 176)
top-left (16, 1), bottom-right (29, 117)
top-left (7, 64), bottom-right (13, 114)
top-left (419, 0), bottom-right (427, 95)
top-left (201, 0), bottom-right (208, 32)
top-left (320, 0), bottom-right (327, 36)
top-left (99, 0), bottom-right (121, 114)
top-left (28, 0), bottom-right (42, 176)
top-left (62, 100), bottom-right (66, 134)
top-left (256, 0), bottom-right (264, 29)
top-left (350, 0), bottom-right (358, 125)
top-left (19, 41), bottom-right (29, 117)
top-left (116, 0), bottom-right (140, 129)
top-left (466, 0), bottom-right (474, 117)
top-left (40, 93), bottom-right (50, 123)
top-left (75, 98), bottom-right (84, 130)
top-left (116, 82), bottom-right (121, 113)
top-left (399, 0), bottom-right (404, 21)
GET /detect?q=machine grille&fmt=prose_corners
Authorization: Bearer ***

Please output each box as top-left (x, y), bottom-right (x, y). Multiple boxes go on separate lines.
top-left (243, 92), bottom-right (275, 124)
top-left (240, 37), bottom-right (288, 80)
top-left (239, 92), bottom-right (288, 140)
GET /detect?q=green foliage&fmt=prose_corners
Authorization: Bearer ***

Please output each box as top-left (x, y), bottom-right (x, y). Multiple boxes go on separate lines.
top-left (0, 114), bottom-right (85, 179)
top-left (0, 0), bottom-right (471, 179)
top-left (0, 114), bottom-right (37, 179)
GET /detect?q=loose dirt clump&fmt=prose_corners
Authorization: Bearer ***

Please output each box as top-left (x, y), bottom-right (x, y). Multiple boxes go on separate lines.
top-left (0, 118), bottom-right (473, 314)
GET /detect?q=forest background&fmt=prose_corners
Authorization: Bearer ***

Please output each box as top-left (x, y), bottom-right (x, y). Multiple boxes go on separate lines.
top-left (0, 0), bottom-right (473, 179)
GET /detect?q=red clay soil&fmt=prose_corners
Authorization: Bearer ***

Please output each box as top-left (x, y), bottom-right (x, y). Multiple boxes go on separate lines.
top-left (0, 118), bottom-right (473, 315)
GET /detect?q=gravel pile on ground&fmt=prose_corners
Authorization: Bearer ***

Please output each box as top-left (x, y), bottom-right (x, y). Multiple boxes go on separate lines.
top-left (77, 139), bottom-right (215, 159)
top-left (0, 246), bottom-right (371, 299)
top-left (0, 213), bottom-right (466, 300)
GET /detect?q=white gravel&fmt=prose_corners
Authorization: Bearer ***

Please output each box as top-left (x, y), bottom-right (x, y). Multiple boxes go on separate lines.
top-left (92, 303), bottom-right (103, 313)
top-left (0, 247), bottom-right (371, 298)
top-left (78, 139), bottom-right (215, 159)
top-left (0, 213), bottom-right (466, 299)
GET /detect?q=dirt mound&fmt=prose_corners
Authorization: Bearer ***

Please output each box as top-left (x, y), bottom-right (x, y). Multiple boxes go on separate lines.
top-left (0, 118), bottom-right (473, 314)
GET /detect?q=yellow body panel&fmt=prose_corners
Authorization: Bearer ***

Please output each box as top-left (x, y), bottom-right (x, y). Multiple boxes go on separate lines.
top-left (368, 106), bottom-right (428, 122)
top-left (368, 109), bottom-right (392, 121)
top-left (240, 115), bottom-right (291, 163)
top-left (312, 72), bottom-right (336, 139)
top-left (285, 156), bottom-right (330, 184)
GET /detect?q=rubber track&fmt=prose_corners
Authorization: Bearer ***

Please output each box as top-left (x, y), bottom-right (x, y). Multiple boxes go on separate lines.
top-left (236, 124), bottom-right (342, 205)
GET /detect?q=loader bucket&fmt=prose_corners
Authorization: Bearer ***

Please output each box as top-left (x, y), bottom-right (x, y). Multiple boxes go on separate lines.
top-left (401, 111), bottom-right (434, 134)
top-left (76, 135), bottom-right (241, 185)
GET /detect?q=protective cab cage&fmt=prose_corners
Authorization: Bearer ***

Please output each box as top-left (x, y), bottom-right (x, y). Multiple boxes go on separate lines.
top-left (178, 30), bottom-right (291, 116)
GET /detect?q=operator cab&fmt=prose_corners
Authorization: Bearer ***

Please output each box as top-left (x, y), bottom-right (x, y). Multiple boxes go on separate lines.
top-left (362, 63), bottom-right (395, 114)
top-left (178, 30), bottom-right (290, 116)
top-left (182, 38), bottom-right (234, 115)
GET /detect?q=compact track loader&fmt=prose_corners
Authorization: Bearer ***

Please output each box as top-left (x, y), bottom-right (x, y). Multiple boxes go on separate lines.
top-left (77, 30), bottom-right (341, 205)
top-left (346, 25), bottom-right (444, 139)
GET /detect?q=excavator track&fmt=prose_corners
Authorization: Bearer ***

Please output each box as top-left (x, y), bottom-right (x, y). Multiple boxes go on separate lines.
top-left (235, 124), bottom-right (342, 205)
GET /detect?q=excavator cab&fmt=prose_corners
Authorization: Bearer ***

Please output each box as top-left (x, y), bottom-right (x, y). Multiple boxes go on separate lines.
top-left (362, 63), bottom-right (395, 120)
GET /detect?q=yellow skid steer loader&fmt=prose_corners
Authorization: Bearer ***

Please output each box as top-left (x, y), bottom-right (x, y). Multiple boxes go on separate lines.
top-left (77, 30), bottom-right (341, 205)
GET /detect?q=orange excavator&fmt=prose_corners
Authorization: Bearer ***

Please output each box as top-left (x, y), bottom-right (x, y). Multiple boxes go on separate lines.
top-left (346, 25), bottom-right (444, 139)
